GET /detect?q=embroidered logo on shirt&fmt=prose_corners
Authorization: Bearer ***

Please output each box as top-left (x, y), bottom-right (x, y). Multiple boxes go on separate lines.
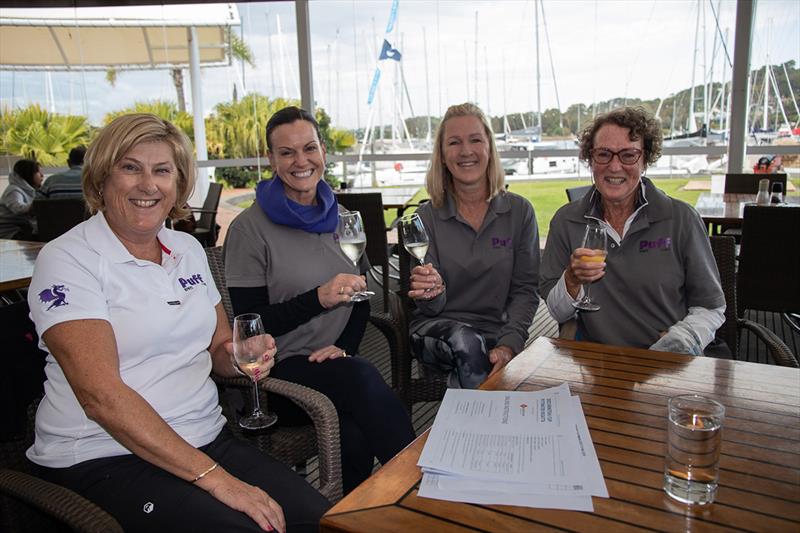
top-left (143, 502), bottom-right (154, 514)
top-left (178, 274), bottom-right (206, 292)
top-left (639, 237), bottom-right (672, 252)
top-left (491, 237), bottom-right (512, 248)
top-left (38, 285), bottom-right (69, 310)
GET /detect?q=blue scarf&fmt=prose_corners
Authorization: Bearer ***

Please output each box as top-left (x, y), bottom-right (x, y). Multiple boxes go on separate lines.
top-left (256, 177), bottom-right (338, 233)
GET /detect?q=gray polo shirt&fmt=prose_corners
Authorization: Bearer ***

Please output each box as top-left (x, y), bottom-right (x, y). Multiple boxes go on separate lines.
top-left (540, 177), bottom-right (725, 349)
top-left (224, 204), bottom-right (357, 361)
top-left (410, 190), bottom-right (540, 354)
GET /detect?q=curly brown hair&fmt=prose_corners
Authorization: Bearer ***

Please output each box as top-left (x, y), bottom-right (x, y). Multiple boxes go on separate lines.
top-left (578, 107), bottom-right (663, 167)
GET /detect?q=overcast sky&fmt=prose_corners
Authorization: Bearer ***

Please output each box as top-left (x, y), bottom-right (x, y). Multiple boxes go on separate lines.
top-left (1, 0), bottom-right (798, 130)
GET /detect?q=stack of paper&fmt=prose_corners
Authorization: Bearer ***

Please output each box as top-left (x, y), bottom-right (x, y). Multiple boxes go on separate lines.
top-left (417, 383), bottom-right (608, 511)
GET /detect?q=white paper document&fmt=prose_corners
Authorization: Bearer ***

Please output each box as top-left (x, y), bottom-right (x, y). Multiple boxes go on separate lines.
top-left (417, 384), bottom-right (608, 511)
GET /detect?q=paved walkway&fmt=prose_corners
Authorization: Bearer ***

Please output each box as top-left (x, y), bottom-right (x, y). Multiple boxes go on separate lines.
top-left (216, 187), bottom-right (252, 245)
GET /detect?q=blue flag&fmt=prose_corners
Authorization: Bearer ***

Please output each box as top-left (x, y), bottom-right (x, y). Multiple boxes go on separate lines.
top-left (379, 39), bottom-right (402, 61)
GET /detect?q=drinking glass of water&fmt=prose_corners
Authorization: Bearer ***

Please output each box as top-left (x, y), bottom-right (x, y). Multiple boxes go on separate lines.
top-left (232, 313), bottom-right (278, 430)
top-left (663, 394), bottom-right (725, 505)
top-left (571, 222), bottom-right (608, 312)
top-left (399, 213), bottom-right (429, 265)
top-left (336, 210), bottom-right (374, 302)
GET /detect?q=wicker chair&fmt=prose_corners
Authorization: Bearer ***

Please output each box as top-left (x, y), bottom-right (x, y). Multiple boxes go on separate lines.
top-left (565, 184), bottom-right (592, 202)
top-left (335, 192), bottom-right (392, 312)
top-left (32, 197), bottom-right (90, 242)
top-left (386, 290), bottom-right (448, 411)
top-left (205, 246), bottom-right (344, 502)
top-left (709, 235), bottom-right (797, 367)
top-left (1, 402), bottom-right (124, 533)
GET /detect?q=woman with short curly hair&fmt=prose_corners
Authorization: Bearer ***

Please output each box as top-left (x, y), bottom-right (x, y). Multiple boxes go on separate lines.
top-left (540, 106), bottom-right (726, 356)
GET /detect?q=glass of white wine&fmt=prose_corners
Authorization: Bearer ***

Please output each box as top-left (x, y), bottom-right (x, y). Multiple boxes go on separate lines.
top-left (336, 210), bottom-right (374, 302)
top-left (571, 222), bottom-right (608, 312)
top-left (232, 313), bottom-right (278, 430)
top-left (399, 213), bottom-right (429, 265)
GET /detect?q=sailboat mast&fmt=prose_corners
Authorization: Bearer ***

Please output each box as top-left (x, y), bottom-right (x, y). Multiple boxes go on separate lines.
top-left (423, 26), bottom-right (432, 142)
top-left (352, 2), bottom-right (361, 134)
top-left (763, 61), bottom-right (769, 130)
top-left (720, 28), bottom-right (729, 133)
top-left (474, 11), bottom-right (478, 106)
top-left (534, 0), bottom-right (542, 130)
top-left (688, 0), bottom-right (700, 131)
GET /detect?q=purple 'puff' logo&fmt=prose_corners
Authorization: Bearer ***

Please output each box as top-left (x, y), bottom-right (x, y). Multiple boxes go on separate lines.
top-left (639, 237), bottom-right (672, 252)
top-left (39, 284), bottom-right (69, 310)
top-left (492, 237), bottom-right (513, 249)
top-left (179, 274), bottom-right (206, 292)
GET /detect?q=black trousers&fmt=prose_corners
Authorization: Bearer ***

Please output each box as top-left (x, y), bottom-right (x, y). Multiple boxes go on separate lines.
top-left (34, 429), bottom-right (330, 533)
top-left (270, 355), bottom-right (416, 494)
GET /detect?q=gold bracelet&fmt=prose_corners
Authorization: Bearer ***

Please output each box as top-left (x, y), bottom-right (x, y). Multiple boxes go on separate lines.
top-left (191, 462), bottom-right (219, 483)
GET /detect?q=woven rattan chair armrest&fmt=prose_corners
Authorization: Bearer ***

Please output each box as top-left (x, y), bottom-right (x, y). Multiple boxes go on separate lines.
top-left (0, 468), bottom-right (124, 533)
top-left (368, 311), bottom-right (406, 391)
top-left (210, 374), bottom-right (343, 502)
top-left (258, 377), bottom-right (342, 502)
top-left (737, 319), bottom-right (799, 367)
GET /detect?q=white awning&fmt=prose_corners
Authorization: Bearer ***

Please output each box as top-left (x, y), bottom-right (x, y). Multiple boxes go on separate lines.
top-left (0, 4), bottom-right (240, 71)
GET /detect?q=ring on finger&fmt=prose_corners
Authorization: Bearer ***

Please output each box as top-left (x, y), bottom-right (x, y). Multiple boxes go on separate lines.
top-left (341, 350), bottom-right (349, 358)
top-left (339, 286), bottom-right (344, 295)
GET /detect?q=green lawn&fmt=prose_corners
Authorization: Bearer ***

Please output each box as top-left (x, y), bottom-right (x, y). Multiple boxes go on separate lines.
top-left (394, 178), bottom-right (702, 237)
top-left (242, 177), bottom-right (800, 239)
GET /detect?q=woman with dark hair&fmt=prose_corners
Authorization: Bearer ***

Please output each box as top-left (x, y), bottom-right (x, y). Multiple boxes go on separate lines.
top-left (407, 102), bottom-right (540, 389)
top-left (224, 106), bottom-right (415, 495)
top-left (540, 106), bottom-right (725, 355)
top-left (0, 159), bottom-right (43, 238)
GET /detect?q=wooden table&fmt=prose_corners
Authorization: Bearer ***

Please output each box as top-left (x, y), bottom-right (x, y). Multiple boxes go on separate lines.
top-left (0, 239), bottom-right (44, 291)
top-left (321, 337), bottom-right (800, 532)
top-left (695, 192), bottom-right (800, 232)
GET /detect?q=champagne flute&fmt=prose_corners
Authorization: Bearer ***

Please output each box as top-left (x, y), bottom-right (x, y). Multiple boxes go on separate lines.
top-left (399, 213), bottom-right (429, 266)
top-left (232, 313), bottom-right (278, 430)
top-left (336, 210), bottom-right (374, 302)
top-left (571, 223), bottom-right (608, 312)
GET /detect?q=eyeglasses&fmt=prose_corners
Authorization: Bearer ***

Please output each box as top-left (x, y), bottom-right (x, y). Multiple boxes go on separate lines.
top-left (590, 148), bottom-right (643, 166)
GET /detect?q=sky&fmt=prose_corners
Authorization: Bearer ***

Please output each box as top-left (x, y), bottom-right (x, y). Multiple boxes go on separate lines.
top-left (1, 0), bottom-right (798, 130)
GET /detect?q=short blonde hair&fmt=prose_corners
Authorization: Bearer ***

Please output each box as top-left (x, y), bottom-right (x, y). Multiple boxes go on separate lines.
top-left (425, 102), bottom-right (504, 208)
top-left (83, 113), bottom-right (196, 220)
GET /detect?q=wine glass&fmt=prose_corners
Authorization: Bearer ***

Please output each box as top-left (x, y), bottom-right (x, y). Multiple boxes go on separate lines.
top-left (336, 210), bottom-right (374, 302)
top-left (399, 213), bottom-right (429, 266)
top-left (232, 313), bottom-right (278, 430)
top-left (571, 223), bottom-right (608, 312)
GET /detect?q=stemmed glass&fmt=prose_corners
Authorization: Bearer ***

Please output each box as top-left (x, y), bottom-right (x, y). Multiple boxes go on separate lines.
top-left (571, 223), bottom-right (608, 312)
top-left (336, 210), bottom-right (374, 302)
top-left (399, 213), bottom-right (429, 266)
top-left (232, 313), bottom-right (278, 430)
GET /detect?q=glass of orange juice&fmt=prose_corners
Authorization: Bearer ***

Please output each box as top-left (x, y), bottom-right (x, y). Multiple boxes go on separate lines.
top-left (571, 223), bottom-right (608, 311)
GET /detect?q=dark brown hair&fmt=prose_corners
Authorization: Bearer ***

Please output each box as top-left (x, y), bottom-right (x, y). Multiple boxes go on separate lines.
top-left (578, 106), bottom-right (663, 166)
top-left (265, 106), bottom-right (322, 152)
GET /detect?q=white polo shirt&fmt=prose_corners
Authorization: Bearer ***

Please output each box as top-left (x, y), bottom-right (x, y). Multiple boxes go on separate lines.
top-left (26, 212), bottom-right (226, 468)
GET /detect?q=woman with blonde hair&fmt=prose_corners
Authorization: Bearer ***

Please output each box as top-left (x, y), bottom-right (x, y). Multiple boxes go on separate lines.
top-left (407, 103), bottom-right (540, 389)
top-left (27, 113), bottom-right (329, 532)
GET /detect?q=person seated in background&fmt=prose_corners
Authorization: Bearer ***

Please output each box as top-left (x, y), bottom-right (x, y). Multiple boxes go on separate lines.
top-left (0, 158), bottom-right (43, 239)
top-left (27, 113), bottom-right (329, 533)
top-left (407, 103), bottom-right (540, 389)
top-left (540, 106), bottom-right (725, 356)
top-left (224, 106), bottom-right (415, 495)
top-left (38, 146), bottom-right (86, 198)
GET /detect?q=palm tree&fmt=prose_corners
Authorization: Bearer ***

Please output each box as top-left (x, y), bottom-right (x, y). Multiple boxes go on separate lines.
top-left (1, 104), bottom-right (92, 166)
top-left (171, 31), bottom-right (255, 112)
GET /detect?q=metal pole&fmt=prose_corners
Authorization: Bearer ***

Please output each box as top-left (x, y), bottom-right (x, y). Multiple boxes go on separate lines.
top-left (727, 0), bottom-right (755, 174)
top-left (295, 0), bottom-right (314, 114)
top-left (188, 27), bottom-right (209, 205)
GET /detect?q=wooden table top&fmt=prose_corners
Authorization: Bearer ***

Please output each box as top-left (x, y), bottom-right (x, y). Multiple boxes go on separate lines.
top-left (0, 239), bottom-right (44, 291)
top-left (321, 337), bottom-right (800, 532)
top-left (694, 192), bottom-right (800, 225)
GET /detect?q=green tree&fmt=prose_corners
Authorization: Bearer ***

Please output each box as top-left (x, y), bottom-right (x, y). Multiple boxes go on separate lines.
top-left (103, 101), bottom-right (194, 139)
top-left (0, 104), bottom-right (92, 166)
